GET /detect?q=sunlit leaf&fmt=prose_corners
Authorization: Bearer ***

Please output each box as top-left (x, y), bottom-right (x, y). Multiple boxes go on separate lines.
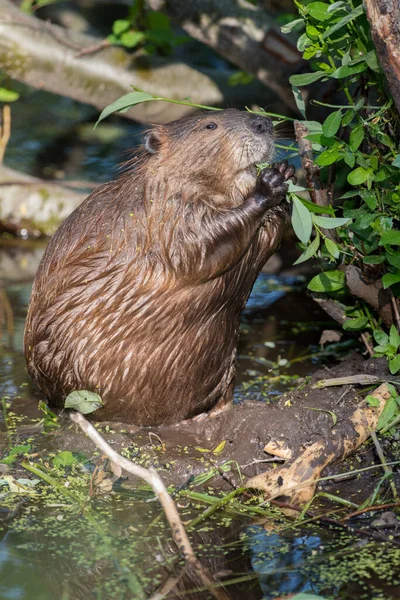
top-left (64, 390), bottom-right (104, 415)
top-left (307, 270), bottom-right (345, 292)
top-left (294, 233), bottom-right (320, 265)
top-left (292, 196), bottom-right (313, 243)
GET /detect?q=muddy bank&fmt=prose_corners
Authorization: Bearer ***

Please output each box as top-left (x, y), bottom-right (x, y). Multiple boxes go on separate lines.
top-left (52, 353), bottom-right (393, 503)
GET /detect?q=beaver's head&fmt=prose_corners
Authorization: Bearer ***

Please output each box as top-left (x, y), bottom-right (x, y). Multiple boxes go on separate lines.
top-left (141, 109), bottom-right (275, 200)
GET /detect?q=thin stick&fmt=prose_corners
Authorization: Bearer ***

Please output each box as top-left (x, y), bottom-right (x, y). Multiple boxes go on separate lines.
top-left (389, 289), bottom-right (400, 331)
top-left (293, 120), bottom-right (338, 242)
top-left (341, 501), bottom-right (400, 522)
top-left (148, 566), bottom-right (188, 600)
top-left (70, 412), bottom-right (229, 600)
top-left (0, 105), bottom-right (11, 163)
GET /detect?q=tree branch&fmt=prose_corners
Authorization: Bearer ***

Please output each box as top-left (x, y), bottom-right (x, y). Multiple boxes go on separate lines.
top-left (0, 0), bottom-right (261, 124)
top-left (146, 0), bottom-right (302, 111)
top-left (70, 412), bottom-right (230, 600)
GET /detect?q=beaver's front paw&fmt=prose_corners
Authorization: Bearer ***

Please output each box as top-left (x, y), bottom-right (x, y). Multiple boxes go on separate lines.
top-left (254, 161), bottom-right (296, 209)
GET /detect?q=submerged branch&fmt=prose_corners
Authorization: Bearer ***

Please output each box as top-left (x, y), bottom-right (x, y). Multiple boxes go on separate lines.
top-left (70, 412), bottom-right (230, 600)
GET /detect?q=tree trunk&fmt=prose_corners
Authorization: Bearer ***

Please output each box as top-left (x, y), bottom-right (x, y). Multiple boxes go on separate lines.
top-left (364, 0), bottom-right (400, 114)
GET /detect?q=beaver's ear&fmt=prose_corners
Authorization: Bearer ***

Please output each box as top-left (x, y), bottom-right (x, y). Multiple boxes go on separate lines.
top-left (143, 131), bottom-right (162, 155)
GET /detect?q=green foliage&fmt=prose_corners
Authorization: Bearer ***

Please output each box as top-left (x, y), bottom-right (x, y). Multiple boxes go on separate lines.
top-left (108, 1), bottom-right (188, 54)
top-left (64, 390), bottom-right (104, 415)
top-left (0, 87), bottom-right (19, 102)
top-left (0, 444), bottom-right (31, 465)
top-left (20, 0), bottom-right (61, 13)
top-left (95, 89), bottom-right (220, 127)
top-left (283, 0), bottom-right (400, 372)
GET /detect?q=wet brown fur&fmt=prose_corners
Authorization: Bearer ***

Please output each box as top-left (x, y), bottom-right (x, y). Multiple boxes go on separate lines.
top-left (24, 109), bottom-right (289, 425)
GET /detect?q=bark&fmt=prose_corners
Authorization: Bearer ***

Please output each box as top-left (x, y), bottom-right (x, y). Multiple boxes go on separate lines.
top-left (146, 0), bottom-right (301, 111)
top-left (345, 265), bottom-right (394, 327)
top-left (0, 0), bottom-right (266, 124)
top-left (364, 0), bottom-right (400, 114)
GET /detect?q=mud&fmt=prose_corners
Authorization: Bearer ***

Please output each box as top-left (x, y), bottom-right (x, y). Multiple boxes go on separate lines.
top-left (53, 353), bottom-right (391, 501)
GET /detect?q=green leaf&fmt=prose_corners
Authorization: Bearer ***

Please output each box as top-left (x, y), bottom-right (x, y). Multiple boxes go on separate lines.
top-left (363, 254), bottom-right (385, 265)
top-left (120, 31), bottom-right (145, 48)
top-left (312, 216), bottom-right (350, 229)
top-left (64, 390), bottom-right (104, 415)
top-left (322, 4), bottom-right (364, 39)
top-left (0, 87), bottom-right (20, 102)
top-left (374, 329), bottom-right (389, 345)
top-left (341, 109), bottom-right (354, 127)
top-left (307, 2), bottom-right (330, 21)
top-left (389, 355), bottom-right (400, 375)
top-left (295, 198), bottom-right (335, 214)
top-left (281, 18), bottom-right (304, 33)
top-left (343, 316), bottom-right (369, 331)
top-left (347, 166), bottom-right (370, 185)
top-left (360, 189), bottom-right (377, 210)
top-left (315, 148), bottom-right (340, 166)
top-left (306, 25), bottom-right (320, 40)
top-left (331, 62), bottom-right (368, 79)
top-left (387, 253), bottom-right (400, 269)
top-left (53, 451), bottom-right (83, 468)
top-left (379, 230), bottom-right (400, 246)
top-left (292, 85), bottom-right (306, 118)
top-left (96, 91), bottom-right (155, 125)
top-left (322, 110), bottom-right (342, 137)
top-left (344, 151), bottom-right (355, 168)
top-left (377, 395), bottom-right (399, 428)
top-left (349, 125), bottom-right (364, 152)
top-left (289, 71), bottom-right (326, 86)
top-left (294, 233), bottom-right (320, 265)
top-left (364, 50), bottom-right (379, 71)
top-left (147, 11), bottom-right (170, 30)
top-left (365, 395), bottom-right (380, 407)
top-left (291, 196), bottom-right (313, 243)
top-left (327, 1), bottom-right (346, 13)
top-left (392, 155), bottom-right (400, 169)
top-left (389, 325), bottom-right (400, 349)
top-left (307, 270), bottom-right (345, 292)
top-left (382, 272), bottom-right (400, 289)
top-left (325, 237), bottom-right (340, 259)
top-left (0, 444), bottom-right (31, 465)
top-left (112, 19), bottom-right (130, 35)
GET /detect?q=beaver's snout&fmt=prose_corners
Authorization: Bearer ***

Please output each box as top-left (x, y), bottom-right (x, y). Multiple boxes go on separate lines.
top-left (249, 114), bottom-right (273, 137)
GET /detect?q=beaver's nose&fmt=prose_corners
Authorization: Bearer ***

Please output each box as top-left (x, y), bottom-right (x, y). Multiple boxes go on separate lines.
top-left (250, 115), bottom-right (273, 135)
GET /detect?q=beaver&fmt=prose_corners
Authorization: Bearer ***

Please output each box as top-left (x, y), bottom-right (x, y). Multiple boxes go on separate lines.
top-left (24, 109), bottom-right (295, 426)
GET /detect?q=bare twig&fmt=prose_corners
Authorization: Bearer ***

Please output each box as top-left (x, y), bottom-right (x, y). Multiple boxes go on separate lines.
top-left (75, 39), bottom-right (111, 58)
top-left (0, 105), bottom-right (11, 164)
top-left (148, 566), bottom-right (188, 600)
top-left (361, 332), bottom-right (374, 357)
top-left (293, 120), bottom-right (339, 243)
top-left (389, 288), bottom-right (400, 331)
top-left (70, 412), bottom-right (230, 600)
top-left (341, 501), bottom-right (400, 522)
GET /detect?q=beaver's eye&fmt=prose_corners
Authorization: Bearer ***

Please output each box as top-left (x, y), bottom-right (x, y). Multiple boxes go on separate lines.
top-left (205, 122), bottom-right (217, 130)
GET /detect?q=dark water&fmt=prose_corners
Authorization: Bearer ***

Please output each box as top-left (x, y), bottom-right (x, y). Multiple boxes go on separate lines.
top-left (1, 88), bottom-right (398, 600)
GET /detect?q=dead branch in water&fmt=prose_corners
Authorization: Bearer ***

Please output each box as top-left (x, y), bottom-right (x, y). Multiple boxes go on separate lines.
top-left (70, 412), bottom-right (230, 600)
